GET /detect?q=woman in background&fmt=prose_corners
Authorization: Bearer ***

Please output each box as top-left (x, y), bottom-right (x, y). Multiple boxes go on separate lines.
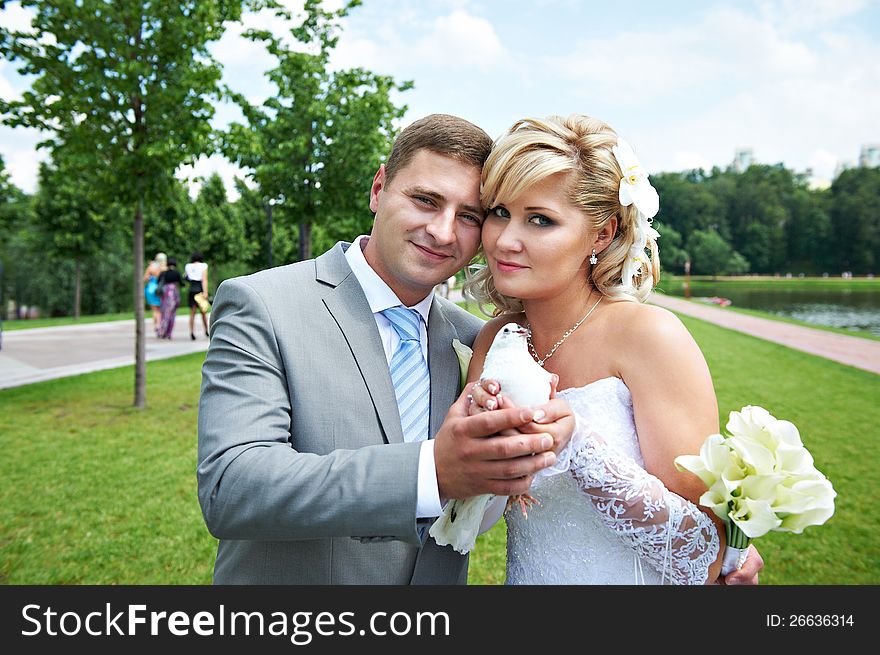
top-left (185, 251), bottom-right (210, 340)
top-left (143, 252), bottom-right (167, 336)
top-left (156, 257), bottom-right (184, 339)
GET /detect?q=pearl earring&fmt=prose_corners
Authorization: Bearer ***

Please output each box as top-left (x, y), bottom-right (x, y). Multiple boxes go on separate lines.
top-left (590, 249), bottom-right (598, 265)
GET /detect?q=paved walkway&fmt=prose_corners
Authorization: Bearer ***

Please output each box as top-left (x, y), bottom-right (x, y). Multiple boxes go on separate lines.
top-left (1, 290), bottom-right (877, 390)
top-left (647, 293), bottom-right (880, 375)
top-left (0, 319), bottom-right (210, 390)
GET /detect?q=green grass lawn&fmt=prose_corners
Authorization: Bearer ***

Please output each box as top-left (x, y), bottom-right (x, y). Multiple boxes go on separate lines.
top-left (1, 313), bottom-right (876, 584)
top-left (0, 354), bottom-right (215, 584)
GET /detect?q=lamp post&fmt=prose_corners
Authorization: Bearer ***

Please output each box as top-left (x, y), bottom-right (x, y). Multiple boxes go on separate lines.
top-left (684, 259), bottom-right (691, 300)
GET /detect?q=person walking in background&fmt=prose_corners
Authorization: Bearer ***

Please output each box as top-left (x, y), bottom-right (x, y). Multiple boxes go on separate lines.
top-left (156, 257), bottom-right (184, 339)
top-left (143, 252), bottom-right (167, 337)
top-left (185, 251), bottom-right (210, 340)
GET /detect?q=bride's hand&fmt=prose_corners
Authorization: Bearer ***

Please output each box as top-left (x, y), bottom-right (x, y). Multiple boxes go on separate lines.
top-left (467, 379), bottom-right (507, 416)
top-left (720, 544), bottom-right (764, 585)
top-left (467, 374), bottom-right (560, 415)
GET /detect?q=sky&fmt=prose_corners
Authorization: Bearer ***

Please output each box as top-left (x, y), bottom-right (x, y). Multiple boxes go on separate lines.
top-left (1, 0), bottom-right (879, 196)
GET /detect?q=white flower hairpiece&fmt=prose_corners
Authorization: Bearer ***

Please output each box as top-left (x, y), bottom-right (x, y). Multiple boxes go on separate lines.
top-left (612, 138), bottom-right (659, 219)
top-left (612, 138), bottom-right (660, 291)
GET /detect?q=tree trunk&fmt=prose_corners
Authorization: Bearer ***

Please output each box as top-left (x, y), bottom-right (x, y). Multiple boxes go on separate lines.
top-left (0, 260), bottom-right (5, 321)
top-left (134, 198), bottom-right (146, 408)
top-left (298, 220), bottom-right (311, 262)
top-left (73, 258), bottom-right (81, 320)
top-left (266, 201), bottom-right (273, 269)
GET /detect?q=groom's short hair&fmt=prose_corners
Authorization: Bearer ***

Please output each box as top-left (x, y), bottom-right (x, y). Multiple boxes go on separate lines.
top-left (384, 114), bottom-right (492, 183)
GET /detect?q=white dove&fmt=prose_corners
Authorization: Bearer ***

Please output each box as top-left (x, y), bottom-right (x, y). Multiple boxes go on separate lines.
top-left (429, 322), bottom-right (553, 554)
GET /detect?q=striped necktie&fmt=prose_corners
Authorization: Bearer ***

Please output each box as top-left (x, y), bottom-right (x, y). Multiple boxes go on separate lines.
top-left (381, 306), bottom-right (431, 443)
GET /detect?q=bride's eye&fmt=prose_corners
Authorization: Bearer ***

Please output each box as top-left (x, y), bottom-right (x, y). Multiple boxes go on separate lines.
top-left (528, 213), bottom-right (554, 227)
top-left (489, 205), bottom-right (510, 219)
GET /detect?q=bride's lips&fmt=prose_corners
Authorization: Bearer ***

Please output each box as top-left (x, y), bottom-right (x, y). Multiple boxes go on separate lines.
top-left (494, 258), bottom-right (528, 273)
top-left (412, 242), bottom-right (452, 261)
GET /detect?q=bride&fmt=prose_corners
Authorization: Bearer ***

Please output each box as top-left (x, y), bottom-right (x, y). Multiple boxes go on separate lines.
top-left (465, 114), bottom-right (737, 584)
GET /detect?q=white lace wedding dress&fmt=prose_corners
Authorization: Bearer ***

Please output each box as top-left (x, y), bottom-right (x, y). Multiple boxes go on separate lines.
top-left (505, 377), bottom-right (720, 585)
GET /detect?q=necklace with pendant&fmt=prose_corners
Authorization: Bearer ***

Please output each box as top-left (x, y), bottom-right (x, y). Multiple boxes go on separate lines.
top-left (526, 295), bottom-right (602, 367)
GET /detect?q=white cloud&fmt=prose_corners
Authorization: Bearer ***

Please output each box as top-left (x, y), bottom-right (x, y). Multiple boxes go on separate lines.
top-left (0, 124), bottom-right (45, 192)
top-left (671, 151), bottom-right (714, 172)
top-left (177, 155), bottom-right (250, 201)
top-left (415, 10), bottom-right (506, 72)
top-left (0, 65), bottom-right (17, 101)
top-left (0, 1), bottom-right (35, 32)
top-left (757, 0), bottom-right (871, 33)
top-left (537, 3), bottom-right (879, 175)
top-left (808, 148), bottom-right (840, 180)
top-left (333, 8), bottom-right (507, 75)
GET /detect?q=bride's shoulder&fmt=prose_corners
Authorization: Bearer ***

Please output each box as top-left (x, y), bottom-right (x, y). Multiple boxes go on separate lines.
top-left (603, 299), bottom-right (694, 353)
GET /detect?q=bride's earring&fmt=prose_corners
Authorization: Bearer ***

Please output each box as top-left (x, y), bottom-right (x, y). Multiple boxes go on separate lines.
top-left (589, 249), bottom-right (598, 265)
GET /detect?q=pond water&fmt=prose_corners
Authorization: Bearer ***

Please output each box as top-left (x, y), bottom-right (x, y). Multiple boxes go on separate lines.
top-left (661, 283), bottom-right (880, 336)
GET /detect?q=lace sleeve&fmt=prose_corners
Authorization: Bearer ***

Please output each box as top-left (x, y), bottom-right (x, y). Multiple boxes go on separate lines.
top-left (567, 422), bottom-right (720, 585)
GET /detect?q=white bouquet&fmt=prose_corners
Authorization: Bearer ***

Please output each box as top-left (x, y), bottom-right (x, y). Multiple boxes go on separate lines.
top-left (675, 406), bottom-right (836, 574)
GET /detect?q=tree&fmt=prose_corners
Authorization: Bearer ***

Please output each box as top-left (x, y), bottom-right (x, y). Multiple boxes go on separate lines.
top-left (232, 177), bottom-right (298, 270)
top-left (33, 151), bottom-right (111, 318)
top-left (223, 0), bottom-right (410, 263)
top-left (1, 0), bottom-right (245, 406)
top-left (651, 220), bottom-right (689, 274)
top-left (830, 168), bottom-right (880, 274)
top-left (688, 228), bottom-right (749, 277)
top-left (652, 171), bottom-right (725, 238)
top-left (0, 156), bottom-right (31, 321)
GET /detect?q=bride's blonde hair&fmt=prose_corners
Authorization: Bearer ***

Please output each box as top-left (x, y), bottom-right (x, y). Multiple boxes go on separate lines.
top-left (466, 114), bottom-right (660, 314)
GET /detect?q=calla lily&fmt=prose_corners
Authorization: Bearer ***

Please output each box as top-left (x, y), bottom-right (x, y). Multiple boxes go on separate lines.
top-left (728, 435), bottom-right (776, 475)
top-left (766, 419), bottom-right (803, 448)
top-left (726, 405), bottom-right (775, 441)
top-left (700, 481), bottom-right (733, 520)
top-left (451, 339), bottom-right (473, 393)
top-left (774, 442), bottom-right (815, 475)
top-left (729, 497), bottom-right (783, 538)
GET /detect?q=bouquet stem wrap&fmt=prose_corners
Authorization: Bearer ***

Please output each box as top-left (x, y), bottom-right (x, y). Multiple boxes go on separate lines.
top-left (722, 521), bottom-right (750, 575)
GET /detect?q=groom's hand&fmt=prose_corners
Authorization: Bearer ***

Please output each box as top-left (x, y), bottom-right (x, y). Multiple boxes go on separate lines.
top-left (469, 377), bottom-right (574, 458)
top-left (434, 386), bottom-right (558, 500)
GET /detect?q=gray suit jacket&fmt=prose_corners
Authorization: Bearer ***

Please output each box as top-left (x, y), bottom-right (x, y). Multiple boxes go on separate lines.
top-left (197, 242), bottom-right (484, 584)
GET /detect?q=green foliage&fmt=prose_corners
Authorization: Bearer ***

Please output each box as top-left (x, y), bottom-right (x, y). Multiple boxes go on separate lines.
top-left (651, 220), bottom-right (688, 271)
top-left (688, 228), bottom-right (747, 276)
top-left (653, 164), bottom-right (876, 275)
top-left (830, 167), bottom-right (880, 273)
top-left (221, 0), bottom-right (410, 261)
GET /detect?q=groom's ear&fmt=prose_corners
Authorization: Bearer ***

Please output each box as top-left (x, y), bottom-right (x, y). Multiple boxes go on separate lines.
top-left (369, 165), bottom-right (387, 214)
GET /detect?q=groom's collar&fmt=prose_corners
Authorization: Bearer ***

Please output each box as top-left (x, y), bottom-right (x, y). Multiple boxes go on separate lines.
top-left (343, 235), bottom-right (433, 325)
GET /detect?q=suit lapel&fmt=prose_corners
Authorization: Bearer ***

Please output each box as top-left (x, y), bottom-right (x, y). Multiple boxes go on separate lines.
top-left (427, 301), bottom-right (460, 438)
top-left (319, 245), bottom-right (404, 445)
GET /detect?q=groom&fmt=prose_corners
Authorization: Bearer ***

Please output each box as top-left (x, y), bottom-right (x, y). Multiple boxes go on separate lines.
top-left (197, 114), bottom-right (573, 584)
